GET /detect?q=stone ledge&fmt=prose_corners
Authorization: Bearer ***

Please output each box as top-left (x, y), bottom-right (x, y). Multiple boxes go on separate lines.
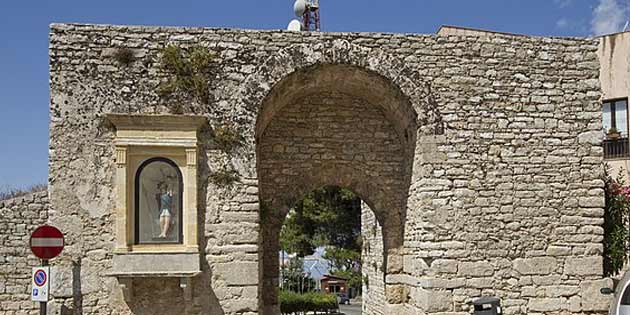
top-left (110, 252), bottom-right (201, 276)
top-left (106, 271), bottom-right (202, 278)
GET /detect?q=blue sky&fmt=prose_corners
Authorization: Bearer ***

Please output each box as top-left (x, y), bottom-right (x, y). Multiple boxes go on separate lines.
top-left (0, 0), bottom-right (624, 188)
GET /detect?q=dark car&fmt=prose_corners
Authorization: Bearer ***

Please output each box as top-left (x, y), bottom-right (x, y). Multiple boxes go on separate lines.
top-left (337, 293), bottom-right (350, 305)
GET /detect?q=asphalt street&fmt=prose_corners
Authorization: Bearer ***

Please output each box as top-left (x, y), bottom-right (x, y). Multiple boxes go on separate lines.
top-left (339, 303), bottom-right (362, 315)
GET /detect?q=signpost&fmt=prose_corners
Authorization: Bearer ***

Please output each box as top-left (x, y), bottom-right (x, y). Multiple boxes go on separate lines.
top-left (30, 225), bottom-right (64, 315)
top-left (32, 267), bottom-right (50, 302)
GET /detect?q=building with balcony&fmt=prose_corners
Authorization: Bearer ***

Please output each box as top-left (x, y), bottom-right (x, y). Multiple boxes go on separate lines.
top-left (600, 32), bottom-right (630, 178)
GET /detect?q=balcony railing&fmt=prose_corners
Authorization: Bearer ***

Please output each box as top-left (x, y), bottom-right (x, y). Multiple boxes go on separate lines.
top-left (604, 137), bottom-right (630, 159)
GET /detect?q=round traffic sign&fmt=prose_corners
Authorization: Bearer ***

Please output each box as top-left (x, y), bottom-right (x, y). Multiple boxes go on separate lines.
top-left (30, 225), bottom-right (64, 260)
top-left (34, 269), bottom-right (47, 286)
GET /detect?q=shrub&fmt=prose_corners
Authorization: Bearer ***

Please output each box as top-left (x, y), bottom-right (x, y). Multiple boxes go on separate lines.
top-left (279, 291), bottom-right (338, 315)
top-left (210, 167), bottom-right (239, 187)
top-left (604, 167), bottom-right (630, 276)
top-left (305, 291), bottom-right (338, 313)
top-left (156, 45), bottom-right (215, 105)
top-left (214, 125), bottom-right (243, 152)
top-left (112, 48), bottom-right (134, 65)
top-left (279, 291), bottom-right (303, 314)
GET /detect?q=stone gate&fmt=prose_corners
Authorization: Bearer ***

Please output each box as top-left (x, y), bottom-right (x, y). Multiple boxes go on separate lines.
top-left (0, 23), bottom-right (611, 314)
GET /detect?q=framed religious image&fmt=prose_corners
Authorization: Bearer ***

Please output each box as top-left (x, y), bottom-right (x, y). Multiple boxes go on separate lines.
top-left (134, 157), bottom-right (183, 244)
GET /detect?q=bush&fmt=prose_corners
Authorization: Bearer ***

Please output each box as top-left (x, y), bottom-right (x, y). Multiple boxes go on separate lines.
top-left (279, 291), bottom-right (338, 314)
top-left (156, 45), bottom-right (215, 105)
top-left (604, 167), bottom-right (630, 276)
top-left (214, 125), bottom-right (243, 152)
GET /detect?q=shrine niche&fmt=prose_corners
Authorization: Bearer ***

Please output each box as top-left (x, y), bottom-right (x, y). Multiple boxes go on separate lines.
top-left (105, 114), bottom-right (206, 303)
top-left (135, 157), bottom-right (183, 244)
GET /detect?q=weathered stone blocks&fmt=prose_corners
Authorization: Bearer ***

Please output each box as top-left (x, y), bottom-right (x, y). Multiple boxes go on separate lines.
top-left (0, 192), bottom-right (48, 314)
top-left (215, 262), bottom-right (258, 286)
top-left (514, 257), bottom-right (558, 275)
top-left (528, 297), bottom-right (564, 312)
top-left (410, 287), bottom-right (453, 313)
top-left (37, 22), bottom-right (609, 315)
top-left (457, 261), bottom-right (494, 277)
top-left (580, 279), bottom-right (613, 312)
top-left (564, 256), bottom-right (602, 276)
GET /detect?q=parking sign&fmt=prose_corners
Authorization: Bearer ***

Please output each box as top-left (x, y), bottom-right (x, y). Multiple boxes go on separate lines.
top-left (31, 267), bottom-right (49, 302)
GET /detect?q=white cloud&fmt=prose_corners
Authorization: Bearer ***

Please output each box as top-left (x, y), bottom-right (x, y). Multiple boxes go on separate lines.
top-left (556, 18), bottom-right (570, 29)
top-left (591, 0), bottom-right (629, 35)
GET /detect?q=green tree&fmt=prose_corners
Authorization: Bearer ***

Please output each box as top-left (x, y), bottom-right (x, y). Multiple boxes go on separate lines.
top-left (323, 247), bottom-right (360, 272)
top-left (280, 186), bottom-right (362, 256)
top-left (279, 186), bottom-right (364, 295)
top-left (280, 212), bottom-right (312, 256)
top-left (282, 256), bottom-right (315, 293)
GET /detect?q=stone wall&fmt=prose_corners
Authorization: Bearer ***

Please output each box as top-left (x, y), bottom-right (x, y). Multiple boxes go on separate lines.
top-left (258, 90), bottom-right (405, 213)
top-left (361, 203), bottom-right (385, 315)
top-left (0, 191), bottom-right (48, 315)
top-left (45, 22), bottom-right (610, 315)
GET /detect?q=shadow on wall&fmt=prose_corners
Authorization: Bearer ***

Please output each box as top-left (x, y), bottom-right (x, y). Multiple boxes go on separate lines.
top-left (121, 273), bottom-right (225, 314)
top-left (196, 126), bottom-right (227, 315)
top-left (60, 259), bottom-right (83, 315)
top-left (196, 262), bottom-right (226, 315)
top-left (127, 278), bottom-right (186, 314)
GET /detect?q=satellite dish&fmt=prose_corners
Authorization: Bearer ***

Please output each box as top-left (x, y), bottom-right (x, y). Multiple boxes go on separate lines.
top-left (287, 19), bottom-right (302, 31)
top-left (294, 0), bottom-right (307, 17)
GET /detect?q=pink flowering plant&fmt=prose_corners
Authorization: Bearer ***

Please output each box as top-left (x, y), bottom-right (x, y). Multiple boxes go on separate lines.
top-left (604, 167), bottom-right (630, 276)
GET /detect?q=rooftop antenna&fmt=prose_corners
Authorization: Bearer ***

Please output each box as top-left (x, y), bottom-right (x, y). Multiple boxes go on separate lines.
top-left (288, 0), bottom-right (321, 32)
top-left (624, 20), bottom-right (629, 32)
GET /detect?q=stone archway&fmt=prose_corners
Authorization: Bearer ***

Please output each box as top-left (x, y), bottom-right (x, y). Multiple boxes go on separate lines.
top-left (249, 41), bottom-right (439, 315)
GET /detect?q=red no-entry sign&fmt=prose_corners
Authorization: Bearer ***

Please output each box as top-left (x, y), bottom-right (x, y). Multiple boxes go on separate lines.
top-left (30, 225), bottom-right (64, 260)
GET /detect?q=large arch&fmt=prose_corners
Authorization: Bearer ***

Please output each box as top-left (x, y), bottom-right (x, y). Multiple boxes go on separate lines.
top-left (251, 41), bottom-right (436, 315)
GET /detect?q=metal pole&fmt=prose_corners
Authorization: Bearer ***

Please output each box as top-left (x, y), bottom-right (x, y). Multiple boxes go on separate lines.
top-left (40, 259), bottom-right (48, 315)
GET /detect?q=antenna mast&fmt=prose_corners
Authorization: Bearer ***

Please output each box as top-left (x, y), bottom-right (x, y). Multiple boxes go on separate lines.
top-left (302, 0), bottom-right (320, 32)
top-left (289, 0), bottom-right (321, 32)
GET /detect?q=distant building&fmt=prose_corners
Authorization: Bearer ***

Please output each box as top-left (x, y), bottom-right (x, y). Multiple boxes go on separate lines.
top-left (321, 274), bottom-right (349, 295)
top-left (303, 247), bottom-right (331, 290)
top-left (279, 246), bottom-right (332, 291)
top-left (599, 31), bottom-right (630, 177)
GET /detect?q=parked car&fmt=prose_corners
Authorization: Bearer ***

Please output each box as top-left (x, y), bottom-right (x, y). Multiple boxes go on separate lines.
top-left (337, 293), bottom-right (350, 305)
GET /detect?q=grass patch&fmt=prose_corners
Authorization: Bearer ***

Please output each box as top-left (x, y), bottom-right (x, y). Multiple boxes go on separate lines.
top-left (156, 45), bottom-right (215, 105)
top-left (214, 125), bottom-right (243, 152)
top-left (112, 48), bottom-right (135, 66)
top-left (210, 168), bottom-right (239, 187)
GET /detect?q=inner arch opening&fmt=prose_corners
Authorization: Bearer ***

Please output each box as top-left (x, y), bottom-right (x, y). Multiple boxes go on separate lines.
top-left (277, 185), bottom-right (385, 315)
top-left (256, 64), bottom-right (417, 315)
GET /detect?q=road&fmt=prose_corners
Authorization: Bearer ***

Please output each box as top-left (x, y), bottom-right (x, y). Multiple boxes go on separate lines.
top-left (339, 303), bottom-right (362, 315)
